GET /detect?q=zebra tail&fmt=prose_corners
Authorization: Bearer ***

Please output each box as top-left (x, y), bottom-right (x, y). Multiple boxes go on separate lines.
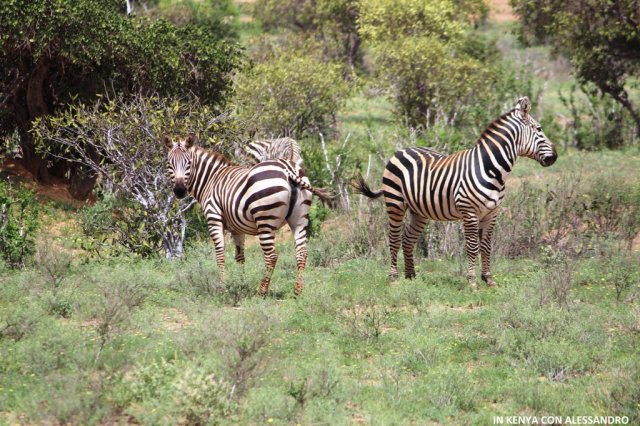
top-left (352, 175), bottom-right (384, 199)
top-left (285, 170), bottom-right (337, 208)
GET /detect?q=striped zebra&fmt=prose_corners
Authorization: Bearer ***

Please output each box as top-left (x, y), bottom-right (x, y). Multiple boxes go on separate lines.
top-left (245, 137), bottom-right (304, 169)
top-left (354, 97), bottom-right (557, 288)
top-left (165, 134), bottom-right (332, 296)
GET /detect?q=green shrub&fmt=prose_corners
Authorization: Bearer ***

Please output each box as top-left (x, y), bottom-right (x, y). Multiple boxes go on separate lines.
top-left (172, 367), bottom-right (237, 425)
top-left (252, 0), bottom-right (361, 68)
top-left (120, 358), bottom-right (179, 406)
top-left (358, 0), bottom-right (529, 132)
top-left (235, 51), bottom-right (352, 137)
top-left (560, 84), bottom-right (638, 150)
top-left (0, 180), bottom-right (40, 268)
top-left (36, 95), bottom-right (238, 258)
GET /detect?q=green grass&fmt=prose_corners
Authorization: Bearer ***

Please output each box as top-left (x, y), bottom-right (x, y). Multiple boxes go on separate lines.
top-left (2, 8), bottom-right (639, 424)
top-left (1, 215), bottom-right (639, 424)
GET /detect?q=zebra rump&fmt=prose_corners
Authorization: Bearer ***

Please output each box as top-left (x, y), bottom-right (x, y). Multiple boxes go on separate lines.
top-left (166, 134), bottom-right (332, 296)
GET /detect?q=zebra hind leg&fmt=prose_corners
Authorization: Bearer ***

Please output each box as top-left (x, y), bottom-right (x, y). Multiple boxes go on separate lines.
top-left (287, 198), bottom-right (311, 296)
top-left (402, 212), bottom-right (428, 279)
top-left (479, 213), bottom-right (498, 287)
top-left (257, 227), bottom-right (278, 296)
top-left (232, 233), bottom-right (246, 264)
top-left (385, 202), bottom-right (407, 281)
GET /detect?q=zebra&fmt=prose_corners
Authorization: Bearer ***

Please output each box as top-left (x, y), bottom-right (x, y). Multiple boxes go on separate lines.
top-left (354, 97), bottom-right (557, 288)
top-left (165, 134), bottom-right (332, 296)
top-left (245, 137), bottom-right (304, 169)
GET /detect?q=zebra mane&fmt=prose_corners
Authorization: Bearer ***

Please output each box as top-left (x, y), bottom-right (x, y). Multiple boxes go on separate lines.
top-left (193, 144), bottom-right (235, 166)
top-left (475, 107), bottom-right (519, 145)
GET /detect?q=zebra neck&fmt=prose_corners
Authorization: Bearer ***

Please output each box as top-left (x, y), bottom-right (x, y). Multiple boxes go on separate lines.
top-left (188, 149), bottom-right (228, 202)
top-left (474, 135), bottom-right (517, 187)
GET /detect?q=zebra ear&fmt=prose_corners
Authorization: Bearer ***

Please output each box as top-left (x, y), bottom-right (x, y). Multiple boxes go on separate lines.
top-left (517, 96), bottom-right (532, 116)
top-left (185, 133), bottom-right (196, 148)
top-left (163, 135), bottom-right (173, 149)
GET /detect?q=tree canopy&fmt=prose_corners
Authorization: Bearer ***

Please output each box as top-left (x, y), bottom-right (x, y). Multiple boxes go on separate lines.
top-left (511, 0), bottom-right (640, 136)
top-left (357, 0), bottom-right (506, 130)
top-left (253, 0), bottom-right (361, 69)
top-left (0, 0), bottom-right (242, 195)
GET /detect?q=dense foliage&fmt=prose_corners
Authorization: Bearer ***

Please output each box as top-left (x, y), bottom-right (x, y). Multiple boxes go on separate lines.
top-left (0, 0), bottom-right (242, 191)
top-left (511, 0), bottom-right (640, 138)
top-left (358, 0), bottom-right (521, 131)
top-left (253, 0), bottom-right (361, 68)
top-left (235, 50), bottom-right (351, 137)
top-left (0, 180), bottom-right (39, 268)
top-left (33, 95), bottom-right (236, 258)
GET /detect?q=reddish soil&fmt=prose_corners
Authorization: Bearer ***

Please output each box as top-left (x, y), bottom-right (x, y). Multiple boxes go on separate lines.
top-left (0, 157), bottom-right (92, 208)
top-left (488, 0), bottom-right (516, 23)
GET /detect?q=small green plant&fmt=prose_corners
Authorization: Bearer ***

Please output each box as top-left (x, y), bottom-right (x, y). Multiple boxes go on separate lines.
top-left (121, 358), bottom-right (179, 405)
top-left (604, 252), bottom-right (639, 303)
top-left (172, 367), bottom-right (237, 425)
top-left (540, 245), bottom-right (574, 308)
top-left (343, 298), bottom-right (393, 342)
top-left (35, 236), bottom-right (74, 318)
top-left (307, 203), bottom-right (329, 238)
top-left (0, 180), bottom-right (40, 268)
top-left (91, 275), bottom-right (147, 362)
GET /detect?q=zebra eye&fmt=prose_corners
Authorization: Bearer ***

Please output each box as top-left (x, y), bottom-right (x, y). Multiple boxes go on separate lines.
top-left (535, 126), bottom-right (542, 132)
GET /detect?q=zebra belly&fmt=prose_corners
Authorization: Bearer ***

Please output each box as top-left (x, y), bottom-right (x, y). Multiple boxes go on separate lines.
top-left (223, 186), bottom-right (292, 236)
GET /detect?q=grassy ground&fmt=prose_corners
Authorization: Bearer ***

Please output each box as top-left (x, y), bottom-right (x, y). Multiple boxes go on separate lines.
top-left (1, 238), bottom-right (639, 424)
top-left (2, 3), bottom-right (639, 425)
top-left (1, 148), bottom-right (639, 425)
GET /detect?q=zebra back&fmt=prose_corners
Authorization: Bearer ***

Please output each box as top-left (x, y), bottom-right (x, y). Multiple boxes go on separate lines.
top-left (245, 137), bottom-right (303, 169)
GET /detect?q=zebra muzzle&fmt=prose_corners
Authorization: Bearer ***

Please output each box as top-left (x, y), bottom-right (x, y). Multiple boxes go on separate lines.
top-left (540, 153), bottom-right (557, 167)
top-left (173, 182), bottom-right (188, 199)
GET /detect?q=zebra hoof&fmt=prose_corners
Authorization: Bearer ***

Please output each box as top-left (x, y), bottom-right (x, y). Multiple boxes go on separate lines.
top-left (258, 284), bottom-right (269, 297)
top-left (389, 274), bottom-right (399, 282)
top-left (482, 275), bottom-right (497, 287)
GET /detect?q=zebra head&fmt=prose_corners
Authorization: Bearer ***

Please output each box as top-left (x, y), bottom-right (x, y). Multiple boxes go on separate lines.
top-left (165, 134), bottom-right (196, 199)
top-left (514, 97), bottom-right (557, 167)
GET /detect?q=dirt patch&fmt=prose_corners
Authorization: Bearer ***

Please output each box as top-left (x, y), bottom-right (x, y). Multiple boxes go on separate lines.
top-left (633, 232), bottom-right (640, 252)
top-left (488, 0), bottom-right (516, 23)
top-left (161, 308), bottom-right (193, 331)
top-left (1, 157), bottom-right (92, 208)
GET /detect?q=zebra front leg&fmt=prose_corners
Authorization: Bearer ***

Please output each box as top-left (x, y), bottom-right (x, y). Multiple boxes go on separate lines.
top-left (402, 212), bottom-right (428, 279)
top-left (232, 233), bottom-right (245, 264)
top-left (479, 212), bottom-right (498, 287)
top-left (257, 226), bottom-right (278, 296)
top-left (462, 214), bottom-right (480, 289)
top-left (207, 219), bottom-right (226, 278)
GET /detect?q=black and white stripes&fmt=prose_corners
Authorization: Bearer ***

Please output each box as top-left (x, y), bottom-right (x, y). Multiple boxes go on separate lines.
top-left (245, 137), bottom-right (303, 169)
top-left (355, 97), bottom-right (557, 288)
top-left (166, 134), bottom-right (332, 295)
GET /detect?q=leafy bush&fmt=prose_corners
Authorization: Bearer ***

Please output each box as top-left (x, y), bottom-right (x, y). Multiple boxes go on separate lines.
top-left (1, 0), bottom-right (243, 186)
top-left (36, 95), bottom-right (238, 258)
top-left (358, 0), bottom-right (518, 131)
top-left (0, 180), bottom-right (40, 268)
top-left (560, 84), bottom-right (638, 150)
top-left (252, 0), bottom-right (361, 68)
top-left (149, 0), bottom-right (239, 41)
top-left (235, 51), bottom-right (352, 137)
top-left (172, 367), bottom-right (237, 425)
